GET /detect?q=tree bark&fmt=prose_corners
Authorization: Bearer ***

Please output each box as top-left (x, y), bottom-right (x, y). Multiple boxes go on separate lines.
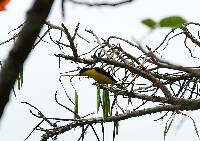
top-left (0, 0), bottom-right (54, 119)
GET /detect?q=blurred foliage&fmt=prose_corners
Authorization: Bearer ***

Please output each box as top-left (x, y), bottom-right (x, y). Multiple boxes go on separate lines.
top-left (159, 16), bottom-right (187, 28)
top-left (141, 15), bottom-right (187, 29)
top-left (141, 18), bottom-right (157, 29)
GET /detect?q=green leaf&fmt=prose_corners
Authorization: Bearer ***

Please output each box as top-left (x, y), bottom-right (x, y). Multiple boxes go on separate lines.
top-left (159, 16), bottom-right (187, 28)
top-left (102, 89), bottom-right (110, 120)
top-left (74, 91), bottom-right (78, 119)
top-left (102, 90), bottom-right (106, 119)
top-left (97, 87), bottom-right (101, 113)
top-left (141, 18), bottom-right (157, 29)
top-left (105, 90), bottom-right (110, 114)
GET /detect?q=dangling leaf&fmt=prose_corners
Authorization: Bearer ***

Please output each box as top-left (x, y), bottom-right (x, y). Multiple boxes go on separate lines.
top-left (102, 89), bottom-right (110, 120)
top-left (141, 18), bottom-right (157, 29)
top-left (159, 16), bottom-right (187, 28)
top-left (106, 90), bottom-right (110, 114)
top-left (74, 91), bottom-right (79, 119)
top-left (97, 86), bottom-right (101, 113)
top-left (102, 89), bottom-right (107, 119)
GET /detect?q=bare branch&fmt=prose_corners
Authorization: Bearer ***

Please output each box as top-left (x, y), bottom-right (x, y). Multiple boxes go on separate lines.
top-left (41, 104), bottom-right (197, 141)
top-left (61, 23), bottom-right (79, 60)
top-left (181, 25), bottom-right (200, 47)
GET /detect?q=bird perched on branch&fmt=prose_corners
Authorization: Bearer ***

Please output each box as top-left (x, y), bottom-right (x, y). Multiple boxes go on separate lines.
top-left (79, 67), bottom-right (117, 84)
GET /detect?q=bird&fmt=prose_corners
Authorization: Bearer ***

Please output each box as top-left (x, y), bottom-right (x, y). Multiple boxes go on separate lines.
top-left (79, 67), bottom-right (117, 84)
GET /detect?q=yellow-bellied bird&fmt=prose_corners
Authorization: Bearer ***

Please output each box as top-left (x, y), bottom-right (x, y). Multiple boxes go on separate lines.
top-left (79, 67), bottom-right (117, 84)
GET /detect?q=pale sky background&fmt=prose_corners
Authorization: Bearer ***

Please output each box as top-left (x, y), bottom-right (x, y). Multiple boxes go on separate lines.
top-left (1, 0), bottom-right (200, 141)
